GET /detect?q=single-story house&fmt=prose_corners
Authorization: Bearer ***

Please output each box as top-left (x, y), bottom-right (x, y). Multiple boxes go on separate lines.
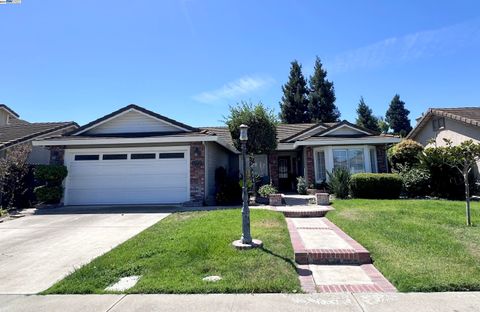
top-left (407, 107), bottom-right (480, 176)
top-left (0, 104), bottom-right (78, 164)
top-left (34, 104), bottom-right (400, 206)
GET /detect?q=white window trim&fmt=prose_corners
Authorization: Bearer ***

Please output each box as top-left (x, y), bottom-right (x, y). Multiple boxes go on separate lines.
top-left (313, 145), bottom-right (377, 183)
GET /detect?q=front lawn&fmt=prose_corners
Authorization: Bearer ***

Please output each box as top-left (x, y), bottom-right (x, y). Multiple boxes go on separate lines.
top-left (330, 199), bottom-right (480, 292)
top-left (43, 209), bottom-right (301, 294)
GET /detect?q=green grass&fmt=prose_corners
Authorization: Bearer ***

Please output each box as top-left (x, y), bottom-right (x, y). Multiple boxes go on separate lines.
top-left (329, 199), bottom-right (480, 292)
top-left (43, 209), bottom-right (301, 294)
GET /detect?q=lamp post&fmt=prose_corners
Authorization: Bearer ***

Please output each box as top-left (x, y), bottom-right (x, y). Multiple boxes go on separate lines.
top-left (232, 124), bottom-right (263, 250)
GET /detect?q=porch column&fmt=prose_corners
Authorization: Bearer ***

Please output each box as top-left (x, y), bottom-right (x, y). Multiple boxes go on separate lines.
top-left (376, 145), bottom-right (388, 173)
top-left (189, 142), bottom-right (205, 206)
top-left (268, 153), bottom-right (279, 187)
top-left (306, 146), bottom-right (315, 186)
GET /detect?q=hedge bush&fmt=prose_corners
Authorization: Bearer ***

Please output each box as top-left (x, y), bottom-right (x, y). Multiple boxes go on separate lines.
top-left (399, 167), bottom-right (431, 198)
top-left (350, 173), bottom-right (403, 199)
top-left (388, 139), bottom-right (424, 170)
top-left (34, 185), bottom-right (64, 204)
top-left (34, 165), bottom-right (68, 185)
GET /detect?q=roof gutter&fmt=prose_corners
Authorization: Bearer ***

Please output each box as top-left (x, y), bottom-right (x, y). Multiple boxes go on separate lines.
top-left (293, 137), bottom-right (401, 148)
top-left (33, 135), bottom-right (239, 154)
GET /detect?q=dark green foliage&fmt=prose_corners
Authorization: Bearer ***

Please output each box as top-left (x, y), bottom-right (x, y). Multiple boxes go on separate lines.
top-left (388, 139), bottom-right (424, 171)
top-left (355, 97), bottom-right (380, 132)
top-left (420, 147), bottom-right (475, 200)
top-left (377, 116), bottom-right (390, 134)
top-left (35, 165), bottom-right (68, 185)
top-left (279, 60), bottom-right (310, 123)
top-left (225, 101), bottom-right (277, 154)
top-left (34, 185), bottom-right (64, 204)
top-left (399, 167), bottom-right (431, 197)
top-left (385, 94), bottom-right (412, 136)
top-left (214, 167), bottom-right (241, 205)
top-left (296, 176), bottom-right (307, 195)
top-left (34, 164), bottom-right (68, 204)
top-left (307, 57), bottom-right (340, 123)
top-left (0, 144), bottom-right (32, 209)
top-left (327, 167), bottom-right (351, 199)
top-left (350, 173), bottom-right (403, 199)
top-left (258, 183), bottom-right (278, 197)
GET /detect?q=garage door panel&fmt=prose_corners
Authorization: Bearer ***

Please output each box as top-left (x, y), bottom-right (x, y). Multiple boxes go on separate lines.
top-left (68, 188), bottom-right (188, 205)
top-left (68, 174), bottom-right (188, 189)
top-left (65, 148), bottom-right (190, 205)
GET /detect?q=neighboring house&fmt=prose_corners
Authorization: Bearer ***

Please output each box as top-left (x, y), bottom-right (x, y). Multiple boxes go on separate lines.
top-left (34, 104), bottom-right (400, 206)
top-left (0, 104), bottom-right (78, 164)
top-left (407, 107), bottom-right (480, 146)
top-left (407, 107), bottom-right (480, 176)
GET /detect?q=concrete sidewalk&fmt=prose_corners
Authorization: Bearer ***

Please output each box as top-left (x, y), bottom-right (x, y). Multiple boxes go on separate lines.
top-left (1, 292), bottom-right (480, 312)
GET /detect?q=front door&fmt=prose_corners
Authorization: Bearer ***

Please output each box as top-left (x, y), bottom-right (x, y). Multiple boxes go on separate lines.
top-left (278, 156), bottom-right (291, 192)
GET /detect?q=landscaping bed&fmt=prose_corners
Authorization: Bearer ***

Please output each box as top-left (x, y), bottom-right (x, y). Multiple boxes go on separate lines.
top-left (329, 199), bottom-right (480, 292)
top-left (43, 209), bottom-right (301, 294)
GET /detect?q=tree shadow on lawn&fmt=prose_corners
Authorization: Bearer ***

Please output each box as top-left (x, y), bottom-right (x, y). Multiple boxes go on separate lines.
top-left (260, 247), bottom-right (312, 277)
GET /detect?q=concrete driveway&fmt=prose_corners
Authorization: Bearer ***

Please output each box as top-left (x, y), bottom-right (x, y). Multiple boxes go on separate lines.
top-left (0, 208), bottom-right (170, 294)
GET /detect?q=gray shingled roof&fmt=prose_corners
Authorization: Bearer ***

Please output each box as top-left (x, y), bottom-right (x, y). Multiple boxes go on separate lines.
top-left (0, 118), bottom-right (77, 149)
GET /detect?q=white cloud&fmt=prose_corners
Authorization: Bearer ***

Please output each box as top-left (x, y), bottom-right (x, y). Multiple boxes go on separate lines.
top-left (193, 75), bottom-right (275, 103)
top-left (327, 19), bottom-right (480, 73)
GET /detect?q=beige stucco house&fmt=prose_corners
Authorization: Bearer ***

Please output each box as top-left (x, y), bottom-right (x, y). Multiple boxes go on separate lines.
top-left (407, 107), bottom-right (480, 176)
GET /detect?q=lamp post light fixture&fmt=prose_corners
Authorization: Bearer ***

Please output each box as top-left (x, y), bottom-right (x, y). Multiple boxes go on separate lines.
top-left (232, 124), bottom-right (263, 250)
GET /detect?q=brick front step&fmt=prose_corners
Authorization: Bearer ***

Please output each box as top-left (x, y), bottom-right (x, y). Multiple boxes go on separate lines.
top-left (287, 218), bottom-right (372, 265)
top-left (277, 206), bottom-right (334, 218)
top-left (295, 249), bottom-right (371, 265)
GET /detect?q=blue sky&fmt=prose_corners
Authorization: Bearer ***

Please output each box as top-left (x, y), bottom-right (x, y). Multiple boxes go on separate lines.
top-left (1, 1), bottom-right (479, 127)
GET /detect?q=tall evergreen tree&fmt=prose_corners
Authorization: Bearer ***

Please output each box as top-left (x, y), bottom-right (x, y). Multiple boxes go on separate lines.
top-left (355, 97), bottom-right (380, 132)
top-left (385, 94), bottom-right (412, 136)
top-left (307, 56), bottom-right (340, 122)
top-left (279, 60), bottom-right (309, 123)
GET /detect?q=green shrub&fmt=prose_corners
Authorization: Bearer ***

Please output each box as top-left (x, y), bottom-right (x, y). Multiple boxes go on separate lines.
top-left (350, 173), bottom-right (403, 199)
top-left (258, 183), bottom-right (278, 197)
top-left (399, 167), bottom-right (431, 198)
top-left (327, 167), bottom-right (351, 199)
top-left (34, 185), bottom-right (63, 204)
top-left (388, 139), bottom-right (424, 170)
top-left (296, 176), bottom-right (307, 195)
top-left (420, 147), bottom-right (475, 200)
top-left (34, 165), bottom-right (68, 185)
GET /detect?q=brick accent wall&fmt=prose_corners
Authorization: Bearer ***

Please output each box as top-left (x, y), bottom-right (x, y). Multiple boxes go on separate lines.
top-left (189, 142), bottom-right (205, 205)
top-left (306, 147), bottom-right (315, 186)
top-left (376, 145), bottom-right (388, 173)
top-left (268, 153), bottom-right (278, 187)
top-left (49, 146), bottom-right (65, 165)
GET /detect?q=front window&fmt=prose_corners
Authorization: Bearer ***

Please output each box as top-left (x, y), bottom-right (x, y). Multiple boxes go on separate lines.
top-left (251, 154), bottom-right (268, 177)
top-left (333, 148), bottom-right (365, 174)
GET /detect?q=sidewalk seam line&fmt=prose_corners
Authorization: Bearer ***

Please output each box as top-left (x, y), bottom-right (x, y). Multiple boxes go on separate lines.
top-left (105, 294), bottom-right (127, 312)
top-left (351, 292), bottom-right (367, 312)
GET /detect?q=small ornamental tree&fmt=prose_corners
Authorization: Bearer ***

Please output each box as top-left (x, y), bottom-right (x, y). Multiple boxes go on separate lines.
top-left (225, 101), bottom-right (278, 194)
top-left (442, 139), bottom-right (480, 226)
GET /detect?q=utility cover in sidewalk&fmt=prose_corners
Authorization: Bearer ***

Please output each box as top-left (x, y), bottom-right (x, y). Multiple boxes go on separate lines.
top-left (105, 275), bottom-right (141, 291)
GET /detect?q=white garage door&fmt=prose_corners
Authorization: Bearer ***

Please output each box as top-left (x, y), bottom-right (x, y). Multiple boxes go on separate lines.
top-left (64, 147), bottom-right (190, 205)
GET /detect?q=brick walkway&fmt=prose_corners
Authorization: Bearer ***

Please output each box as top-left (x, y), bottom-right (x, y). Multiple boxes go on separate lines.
top-left (278, 206), bottom-right (396, 293)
